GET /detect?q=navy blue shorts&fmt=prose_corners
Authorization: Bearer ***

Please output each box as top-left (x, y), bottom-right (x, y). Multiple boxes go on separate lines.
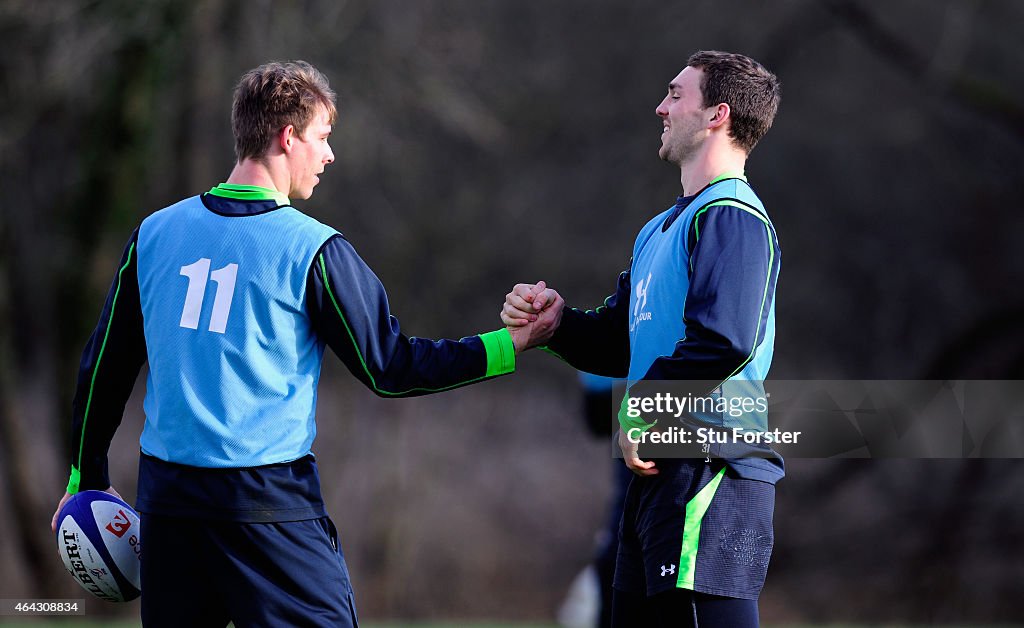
top-left (613, 459), bottom-right (775, 600)
top-left (140, 514), bottom-right (357, 627)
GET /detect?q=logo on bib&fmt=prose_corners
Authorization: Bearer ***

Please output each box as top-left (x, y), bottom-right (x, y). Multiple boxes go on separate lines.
top-left (631, 272), bottom-right (654, 331)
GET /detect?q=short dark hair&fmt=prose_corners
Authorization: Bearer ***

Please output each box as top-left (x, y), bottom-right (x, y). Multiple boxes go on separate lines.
top-left (231, 61), bottom-right (337, 161)
top-left (686, 51), bottom-right (780, 154)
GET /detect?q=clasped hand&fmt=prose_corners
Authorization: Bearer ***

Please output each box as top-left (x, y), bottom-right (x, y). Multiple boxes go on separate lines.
top-left (501, 281), bottom-right (564, 353)
top-left (501, 282), bottom-right (657, 476)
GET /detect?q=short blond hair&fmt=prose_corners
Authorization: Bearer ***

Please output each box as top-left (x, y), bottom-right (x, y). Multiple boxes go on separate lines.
top-left (231, 61), bottom-right (337, 161)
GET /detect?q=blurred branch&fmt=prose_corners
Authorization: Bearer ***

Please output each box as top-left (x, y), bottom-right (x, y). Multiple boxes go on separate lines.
top-left (822, 0), bottom-right (1024, 142)
top-left (0, 360), bottom-right (61, 597)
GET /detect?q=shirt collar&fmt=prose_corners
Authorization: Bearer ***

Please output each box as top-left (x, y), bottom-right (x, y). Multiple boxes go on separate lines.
top-left (207, 183), bottom-right (290, 206)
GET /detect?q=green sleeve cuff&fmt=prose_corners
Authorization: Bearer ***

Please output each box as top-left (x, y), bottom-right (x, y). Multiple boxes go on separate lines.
top-left (66, 466), bottom-right (81, 495)
top-left (617, 393), bottom-right (656, 434)
top-left (480, 328), bottom-right (516, 377)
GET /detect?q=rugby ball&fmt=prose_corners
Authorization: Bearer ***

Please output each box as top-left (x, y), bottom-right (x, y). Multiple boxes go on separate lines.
top-left (55, 490), bottom-right (141, 602)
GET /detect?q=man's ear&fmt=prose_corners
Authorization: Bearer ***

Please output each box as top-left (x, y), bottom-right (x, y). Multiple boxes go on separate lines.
top-left (278, 124), bottom-right (296, 154)
top-left (708, 103), bottom-right (731, 130)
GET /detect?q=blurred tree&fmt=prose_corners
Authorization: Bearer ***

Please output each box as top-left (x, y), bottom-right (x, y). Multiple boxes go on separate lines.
top-left (1, 0), bottom-right (1023, 621)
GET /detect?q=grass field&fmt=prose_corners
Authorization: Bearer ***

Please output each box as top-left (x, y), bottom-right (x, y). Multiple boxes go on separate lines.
top-left (0, 623), bottom-right (563, 628)
top-left (0, 618), bottom-right (561, 622)
top-left (4, 618), bottom-right (1019, 622)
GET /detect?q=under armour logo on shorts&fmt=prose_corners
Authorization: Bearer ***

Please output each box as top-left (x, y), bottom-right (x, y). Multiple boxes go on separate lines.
top-left (660, 564), bottom-right (676, 577)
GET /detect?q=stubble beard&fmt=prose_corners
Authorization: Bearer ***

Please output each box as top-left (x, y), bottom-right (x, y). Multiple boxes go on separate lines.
top-left (663, 123), bottom-right (707, 169)
top-left (660, 137), bottom-right (694, 168)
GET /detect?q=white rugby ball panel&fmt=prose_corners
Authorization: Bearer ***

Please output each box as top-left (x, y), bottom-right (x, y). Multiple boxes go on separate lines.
top-left (91, 499), bottom-right (142, 590)
top-left (57, 514), bottom-right (126, 602)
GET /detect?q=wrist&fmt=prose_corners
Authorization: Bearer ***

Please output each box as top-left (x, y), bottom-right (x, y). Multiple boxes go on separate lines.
top-left (480, 328), bottom-right (517, 374)
top-left (510, 328), bottom-right (530, 354)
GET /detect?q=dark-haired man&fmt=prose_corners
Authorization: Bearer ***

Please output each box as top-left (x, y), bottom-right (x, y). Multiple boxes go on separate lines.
top-left (503, 51), bottom-right (783, 627)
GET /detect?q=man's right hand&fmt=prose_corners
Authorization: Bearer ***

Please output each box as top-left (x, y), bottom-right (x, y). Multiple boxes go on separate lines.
top-left (618, 429), bottom-right (659, 477)
top-left (503, 281), bottom-right (564, 352)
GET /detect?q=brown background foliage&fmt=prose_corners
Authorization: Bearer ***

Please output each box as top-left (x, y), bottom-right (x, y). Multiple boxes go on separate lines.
top-left (2, 0), bottom-right (1023, 623)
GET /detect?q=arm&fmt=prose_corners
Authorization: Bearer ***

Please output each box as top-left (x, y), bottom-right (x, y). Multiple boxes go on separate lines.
top-left (307, 235), bottom-right (515, 397)
top-left (618, 205), bottom-right (778, 475)
top-left (649, 204), bottom-right (777, 381)
top-left (624, 204), bottom-right (779, 424)
top-left (66, 230), bottom-right (148, 495)
top-left (506, 268), bottom-right (632, 378)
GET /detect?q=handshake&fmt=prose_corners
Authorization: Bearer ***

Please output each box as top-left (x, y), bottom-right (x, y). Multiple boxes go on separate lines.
top-left (500, 282), bottom-right (656, 476)
top-left (500, 281), bottom-right (565, 354)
